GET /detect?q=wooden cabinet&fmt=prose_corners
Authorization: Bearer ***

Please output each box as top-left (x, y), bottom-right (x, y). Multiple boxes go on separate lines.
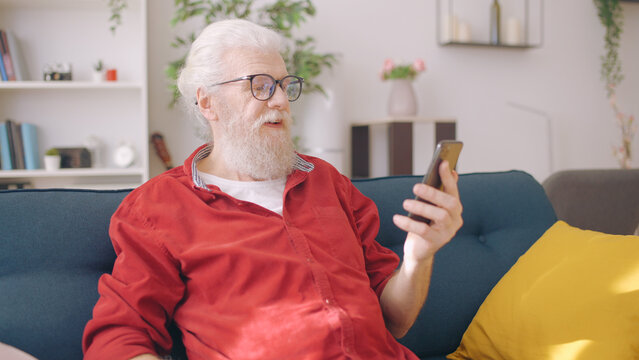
top-left (351, 118), bottom-right (456, 178)
top-left (0, 0), bottom-right (148, 189)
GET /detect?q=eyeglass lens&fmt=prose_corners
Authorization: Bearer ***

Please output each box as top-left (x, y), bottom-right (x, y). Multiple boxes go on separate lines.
top-left (251, 75), bottom-right (302, 101)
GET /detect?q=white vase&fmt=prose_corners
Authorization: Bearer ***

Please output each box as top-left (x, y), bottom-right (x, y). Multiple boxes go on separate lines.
top-left (387, 79), bottom-right (418, 117)
top-left (292, 89), bottom-right (346, 173)
top-left (92, 71), bottom-right (104, 82)
top-left (43, 155), bottom-right (61, 171)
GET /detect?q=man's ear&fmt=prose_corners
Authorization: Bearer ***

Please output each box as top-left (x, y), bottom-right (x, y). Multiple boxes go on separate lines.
top-left (196, 88), bottom-right (218, 121)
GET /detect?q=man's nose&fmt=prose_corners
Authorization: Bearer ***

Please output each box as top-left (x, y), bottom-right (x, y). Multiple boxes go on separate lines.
top-left (267, 85), bottom-right (290, 110)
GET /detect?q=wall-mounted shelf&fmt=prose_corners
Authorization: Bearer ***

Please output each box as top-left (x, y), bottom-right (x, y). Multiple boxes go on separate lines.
top-left (437, 0), bottom-right (543, 49)
top-left (439, 41), bottom-right (539, 49)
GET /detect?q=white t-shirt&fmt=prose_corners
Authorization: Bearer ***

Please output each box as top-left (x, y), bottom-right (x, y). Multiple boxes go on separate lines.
top-left (199, 172), bottom-right (286, 215)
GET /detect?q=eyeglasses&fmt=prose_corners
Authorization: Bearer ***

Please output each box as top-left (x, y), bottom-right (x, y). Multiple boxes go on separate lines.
top-left (210, 73), bottom-right (304, 102)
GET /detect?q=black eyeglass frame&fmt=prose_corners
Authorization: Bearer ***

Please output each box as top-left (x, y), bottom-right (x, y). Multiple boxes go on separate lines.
top-left (209, 73), bottom-right (304, 102)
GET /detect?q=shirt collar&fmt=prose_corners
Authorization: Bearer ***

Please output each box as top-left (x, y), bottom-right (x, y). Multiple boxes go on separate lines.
top-left (190, 145), bottom-right (314, 192)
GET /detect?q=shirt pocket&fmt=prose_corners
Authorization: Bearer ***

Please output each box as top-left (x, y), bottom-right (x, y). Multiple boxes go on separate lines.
top-left (313, 206), bottom-right (365, 269)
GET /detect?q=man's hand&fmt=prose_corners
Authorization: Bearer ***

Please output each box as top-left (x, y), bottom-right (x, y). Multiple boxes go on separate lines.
top-left (380, 161), bottom-right (462, 338)
top-left (392, 160), bottom-right (463, 264)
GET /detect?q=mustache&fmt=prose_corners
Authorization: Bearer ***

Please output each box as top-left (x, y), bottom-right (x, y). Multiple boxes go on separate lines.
top-left (251, 110), bottom-right (292, 130)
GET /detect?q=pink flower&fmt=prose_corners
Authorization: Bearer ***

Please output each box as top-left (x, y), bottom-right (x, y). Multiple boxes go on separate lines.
top-left (383, 59), bottom-right (395, 72)
top-left (412, 58), bottom-right (426, 72)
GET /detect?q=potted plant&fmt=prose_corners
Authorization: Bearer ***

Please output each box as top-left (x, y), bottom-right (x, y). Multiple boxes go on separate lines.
top-left (43, 148), bottom-right (61, 171)
top-left (594, 0), bottom-right (635, 168)
top-left (92, 60), bottom-right (105, 82)
top-left (107, 0), bottom-right (127, 35)
top-left (380, 58), bottom-right (427, 117)
top-left (165, 0), bottom-right (338, 107)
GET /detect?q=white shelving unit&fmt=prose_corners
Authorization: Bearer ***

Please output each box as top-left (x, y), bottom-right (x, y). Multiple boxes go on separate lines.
top-left (0, 0), bottom-right (148, 189)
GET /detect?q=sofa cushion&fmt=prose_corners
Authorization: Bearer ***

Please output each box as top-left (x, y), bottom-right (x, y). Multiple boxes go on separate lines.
top-left (0, 189), bottom-right (129, 360)
top-left (447, 221), bottom-right (639, 360)
top-left (352, 170), bottom-right (557, 358)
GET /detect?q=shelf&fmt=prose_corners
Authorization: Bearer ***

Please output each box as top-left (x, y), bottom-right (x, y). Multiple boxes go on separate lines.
top-left (352, 117), bottom-right (456, 126)
top-left (0, 81), bottom-right (143, 90)
top-left (0, 167), bottom-right (146, 190)
top-left (0, 0), bottom-right (140, 10)
top-left (0, 167), bottom-right (146, 178)
top-left (439, 41), bottom-right (537, 49)
top-left (0, 0), bottom-right (149, 188)
top-left (437, 0), bottom-right (543, 49)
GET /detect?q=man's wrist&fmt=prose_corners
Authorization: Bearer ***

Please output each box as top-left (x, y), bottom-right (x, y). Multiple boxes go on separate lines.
top-left (401, 255), bottom-right (433, 276)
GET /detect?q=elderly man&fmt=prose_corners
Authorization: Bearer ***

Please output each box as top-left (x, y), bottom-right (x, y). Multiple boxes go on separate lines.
top-left (83, 19), bottom-right (462, 360)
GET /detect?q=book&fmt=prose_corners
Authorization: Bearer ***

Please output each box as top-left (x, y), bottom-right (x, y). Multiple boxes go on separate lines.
top-left (21, 123), bottom-right (39, 170)
top-left (0, 121), bottom-right (13, 169)
top-left (0, 30), bottom-right (16, 81)
top-left (0, 41), bottom-right (7, 81)
top-left (4, 30), bottom-right (27, 81)
top-left (4, 120), bottom-right (17, 169)
top-left (7, 120), bottom-right (25, 169)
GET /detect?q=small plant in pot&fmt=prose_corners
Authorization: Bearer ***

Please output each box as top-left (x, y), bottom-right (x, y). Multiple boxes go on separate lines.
top-left (92, 60), bottom-right (105, 82)
top-left (44, 148), bottom-right (61, 171)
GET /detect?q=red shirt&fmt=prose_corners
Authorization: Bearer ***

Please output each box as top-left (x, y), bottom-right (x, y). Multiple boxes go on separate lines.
top-left (83, 145), bottom-right (418, 360)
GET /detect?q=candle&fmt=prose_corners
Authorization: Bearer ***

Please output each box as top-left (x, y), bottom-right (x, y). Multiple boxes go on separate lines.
top-left (441, 15), bottom-right (458, 43)
top-left (505, 17), bottom-right (522, 45)
top-left (457, 22), bottom-right (471, 42)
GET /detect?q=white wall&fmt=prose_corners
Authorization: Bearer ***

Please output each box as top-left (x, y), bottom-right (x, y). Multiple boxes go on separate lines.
top-left (147, 0), bottom-right (639, 182)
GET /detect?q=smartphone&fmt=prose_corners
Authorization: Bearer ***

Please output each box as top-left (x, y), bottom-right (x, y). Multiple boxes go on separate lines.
top-left (408, 140), bottom-right (463, 223)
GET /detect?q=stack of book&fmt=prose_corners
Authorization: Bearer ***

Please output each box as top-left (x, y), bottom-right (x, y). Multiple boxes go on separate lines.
top-left (0, 120), bottom-right (39, 170)
top-left (0, 29), bottom-right (27, 81)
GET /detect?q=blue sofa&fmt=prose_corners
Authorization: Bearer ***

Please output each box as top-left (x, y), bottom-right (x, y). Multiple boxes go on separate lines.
top-left (0, 170), bottom-right (556, 360)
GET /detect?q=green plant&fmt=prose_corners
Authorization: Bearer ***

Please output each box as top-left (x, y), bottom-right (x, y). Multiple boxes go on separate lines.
top-left (380, 58), bottom-right (426, 81)
top-left (45, 148), bottom-right (59, 156)
top-left (594, 0), bottom-right (635, 168)
top-left (107, 0), bottom-right (127, 35)
top-left (94, 60), bottom-right (104, 72)
top-left (595, 0), bottom-right (623, 97)
top-left (165, 0), bottom-right (338, 107)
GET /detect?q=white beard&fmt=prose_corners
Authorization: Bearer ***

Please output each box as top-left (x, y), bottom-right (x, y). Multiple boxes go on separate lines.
top-left (218, 109), bottom-right (296, 180)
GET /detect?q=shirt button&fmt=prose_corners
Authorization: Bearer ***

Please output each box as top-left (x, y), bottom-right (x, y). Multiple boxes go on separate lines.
top-left (306, 257), bottom-right (312, 263)
top-left (325, 299), bottom-right (331, 305)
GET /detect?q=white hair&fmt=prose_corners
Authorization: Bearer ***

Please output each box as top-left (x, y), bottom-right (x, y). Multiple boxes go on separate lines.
top-left (177, 19), bottom-right (284, 143)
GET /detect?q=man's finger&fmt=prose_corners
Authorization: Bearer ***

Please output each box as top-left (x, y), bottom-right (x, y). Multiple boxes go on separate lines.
top-left (413, 183), bottom-right (455, 209)
top-left (393, 214), bottom-right (430, 236)
top-left (439, 161), bottom-right (460, 198)
top-left (403, 199), bottom-right (448, 224)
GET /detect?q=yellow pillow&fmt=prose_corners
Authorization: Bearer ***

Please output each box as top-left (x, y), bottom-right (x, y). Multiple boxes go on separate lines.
top-left (448, 221), bottom-right (639, 360)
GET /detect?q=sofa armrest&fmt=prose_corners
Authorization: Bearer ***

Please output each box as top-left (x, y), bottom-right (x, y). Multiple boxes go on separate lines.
top-left (542, 169), bottom-right (639, 235)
